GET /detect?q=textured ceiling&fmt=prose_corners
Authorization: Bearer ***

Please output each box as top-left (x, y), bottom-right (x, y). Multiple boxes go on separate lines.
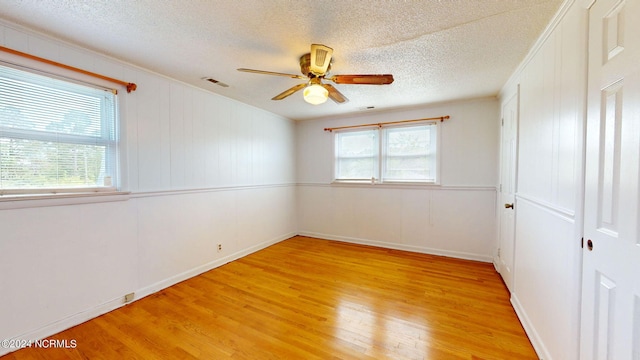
top-left (0, 0), bottom-right (562, 120)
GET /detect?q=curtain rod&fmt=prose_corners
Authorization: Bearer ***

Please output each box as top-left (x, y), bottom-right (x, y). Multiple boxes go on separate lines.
top-left (323, 115), bottom-right (450, 132)
top-left (0, 46), bottom-right (137, 93)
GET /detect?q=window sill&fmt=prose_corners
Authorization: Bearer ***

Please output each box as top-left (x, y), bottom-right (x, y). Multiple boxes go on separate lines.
top-left (0, 191), bottom-right (131, 210)
top-left (331, 180), bottom-right (440, 188)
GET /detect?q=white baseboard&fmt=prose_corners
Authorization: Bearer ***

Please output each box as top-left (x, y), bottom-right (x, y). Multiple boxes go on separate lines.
top-left (0, 295), bottom-right (127, 356)
top-left (0, 231), bottom-right (296, 357)
top-left (511, 294), bottom-right (550, 360)
top-left (135, 232), bottom-right (296, 300)
top-left (298, 231), bottom-right (493, 263)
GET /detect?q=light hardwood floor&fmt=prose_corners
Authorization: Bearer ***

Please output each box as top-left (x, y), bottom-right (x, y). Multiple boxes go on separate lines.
top-left (3, 236), bottom-right (537, 359)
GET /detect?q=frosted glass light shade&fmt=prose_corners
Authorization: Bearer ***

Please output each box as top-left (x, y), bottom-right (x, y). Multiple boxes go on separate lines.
top-left (303, 84), bottom-right (328, 105)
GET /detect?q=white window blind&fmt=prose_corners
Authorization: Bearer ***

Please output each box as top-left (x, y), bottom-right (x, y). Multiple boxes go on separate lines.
top-left (335, 129), bottom-right (379, 181)
top-left (334, 123), bottom-right (438, 184)
top-left (0, 64), bottom-right (118, 194)
top-left (382, 124), bottom-right (436, 182)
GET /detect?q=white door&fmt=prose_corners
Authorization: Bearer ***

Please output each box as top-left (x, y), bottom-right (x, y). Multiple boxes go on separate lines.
top-left (498, 90), bottom-right (518, 292)
top-left (581, 0), bottom-right (640, 359)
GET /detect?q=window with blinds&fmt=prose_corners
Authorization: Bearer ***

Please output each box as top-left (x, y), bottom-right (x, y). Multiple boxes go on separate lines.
top-left (335, 129), bottom-right (379, 181)
top-left (0, 64), bottom-right (118, 194)
top-left (382, 124), bottom-right (436, 182)
top-left (334, 123), bottom-right (438, 184)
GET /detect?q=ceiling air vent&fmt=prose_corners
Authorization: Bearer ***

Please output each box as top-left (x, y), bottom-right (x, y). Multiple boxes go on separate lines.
top-left (202, 77), bottom-right (229, 88)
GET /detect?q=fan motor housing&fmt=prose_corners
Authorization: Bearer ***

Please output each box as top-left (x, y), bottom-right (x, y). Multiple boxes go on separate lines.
top-left (300, 53), bottom-right (331, 77)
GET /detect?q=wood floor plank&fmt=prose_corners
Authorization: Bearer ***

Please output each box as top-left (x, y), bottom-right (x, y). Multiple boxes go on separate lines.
top-left (3, 236), bottom-right (537, 359)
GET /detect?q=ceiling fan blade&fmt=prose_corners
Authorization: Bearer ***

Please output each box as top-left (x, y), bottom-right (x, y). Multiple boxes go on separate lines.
top-left (237, 68), bottom-right (307, 80)
top-left (309, 44), bottom-right (333, 76)
top-left (322, 83), bottom-right (349, 104)
top-left (272, 83), bottom-right (307, 100)
top-left (328, 74), bottom-right (394, 85)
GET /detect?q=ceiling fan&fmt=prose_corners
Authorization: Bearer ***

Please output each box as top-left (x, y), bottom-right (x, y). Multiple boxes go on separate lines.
top-left (237, 44), bottom-right (394, 105)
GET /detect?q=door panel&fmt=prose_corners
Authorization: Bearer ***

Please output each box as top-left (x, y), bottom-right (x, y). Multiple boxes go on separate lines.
top-left (581, 0), bottom-right (640, 359)
top-left (594, 272), bottom-right (616, 359)
top-left (597, 80), bottom-right (622, 235)
top-left (498, 91), bottom-right (518, 292)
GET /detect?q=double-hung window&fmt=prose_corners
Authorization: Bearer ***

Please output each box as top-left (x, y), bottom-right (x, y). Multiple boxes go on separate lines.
top-left (334, 122), bottom-right (438, 184)
top-left (334, 129), bottom-right (379, 181)
top-left (0, 64), bottom-right (119, 195)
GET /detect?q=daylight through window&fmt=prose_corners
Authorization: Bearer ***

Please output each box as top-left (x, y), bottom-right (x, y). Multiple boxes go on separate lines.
top-left (334, 123), bottom-right (438, 183)
top-left (0, 64), bottom-right (118, 194)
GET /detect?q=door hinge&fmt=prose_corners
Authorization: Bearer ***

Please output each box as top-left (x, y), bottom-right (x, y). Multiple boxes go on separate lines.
top-left (501, 118), bottom-right (504, 126)
top-left (499, 184), bottom-right (503, 192)
top-left (497, 248), bottom-right (501, 257)
top-left (581, 237), bottom-right (584, 248)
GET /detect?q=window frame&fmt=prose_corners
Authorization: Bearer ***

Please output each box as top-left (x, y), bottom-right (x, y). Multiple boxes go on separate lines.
top-left (333, 127), bottom-right (380, 182)
top-left (0, 61), bottom-right (121, 197)
top-left (332, 121), bottom-right (441, 185)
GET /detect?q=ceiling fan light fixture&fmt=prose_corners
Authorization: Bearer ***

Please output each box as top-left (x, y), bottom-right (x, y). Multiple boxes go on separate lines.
top-left (303, 84), bottom-right (328, 105)
top-left (237, 44), bottom-right (391, 105)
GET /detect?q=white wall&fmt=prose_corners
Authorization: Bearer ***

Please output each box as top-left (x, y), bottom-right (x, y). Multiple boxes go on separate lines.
top-left (0, 21), bottom-right (297, 354)
top-left (297, 98), bottom-right (500, 261)
top-left (498, 1), bottom-right (586, 359)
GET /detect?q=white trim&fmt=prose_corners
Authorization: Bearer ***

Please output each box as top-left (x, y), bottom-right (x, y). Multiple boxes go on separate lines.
top-left (299, 182), bottom-right (496, 192)
top-left (511, 294), bottom-right (551, 360)
top-left (0, 191), bottom-right (130, 210)
top-left (0, 183), bottom-right (297, 210)
top-left (298, 231), bottom-right (493, 263)
top-left (0, 186), bottom-right (118, 196)
top-left (0, 231), bottom-right (296, 357)
top-left (331, 179), bottom-right (438, 186)
top-left (130, 183), bottom-right (296, 199)
top-left (516, 193), bottom-right (576, 222)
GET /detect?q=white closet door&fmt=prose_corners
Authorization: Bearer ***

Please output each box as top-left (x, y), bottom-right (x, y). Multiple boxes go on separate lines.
top-left (581, 0), bottom-right (640, 359)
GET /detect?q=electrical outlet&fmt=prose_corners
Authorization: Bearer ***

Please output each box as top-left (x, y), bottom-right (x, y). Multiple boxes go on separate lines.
top-left (217, 244), bottom-right (222, 252)
top-left (124, 292), bottom-right (134, 303)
